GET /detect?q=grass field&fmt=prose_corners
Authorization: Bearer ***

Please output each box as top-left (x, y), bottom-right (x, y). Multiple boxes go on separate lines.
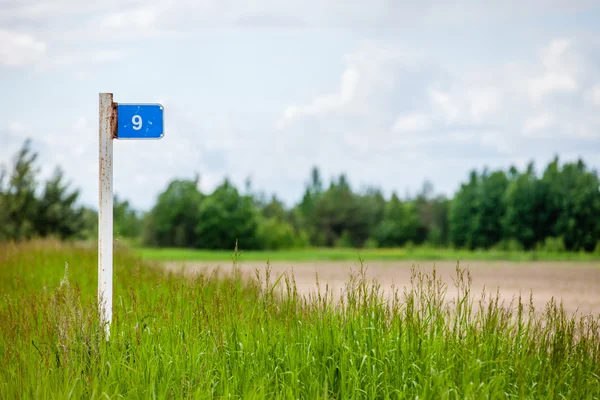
top-left (2, 240), bottom-right (600, 398)
top-left (135, 245), bottom-right (600, 262)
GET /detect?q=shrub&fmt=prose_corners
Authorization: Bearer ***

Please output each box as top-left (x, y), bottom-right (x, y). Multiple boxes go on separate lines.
top-left (536, 236), bottom-right (566, 253)
top-left (334, 230), bottom-right (353, 248)
top-left (363, 238), bottom-right (379, 249)
top-left (493, 238), bottom-right (525, 252)
top-left (257, 217), bottom-right (298, 250)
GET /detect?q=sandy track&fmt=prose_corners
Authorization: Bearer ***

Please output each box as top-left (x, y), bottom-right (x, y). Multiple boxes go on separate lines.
top-left (163, 259), bottom-right (600, 317)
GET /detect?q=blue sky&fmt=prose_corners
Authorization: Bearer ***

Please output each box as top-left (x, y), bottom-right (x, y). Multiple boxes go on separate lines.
top-left (1, 0), bottom-right (600, 211)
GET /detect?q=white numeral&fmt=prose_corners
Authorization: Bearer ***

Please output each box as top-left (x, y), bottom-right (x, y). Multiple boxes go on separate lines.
top-left (132, 115), bottom-right (142, 130)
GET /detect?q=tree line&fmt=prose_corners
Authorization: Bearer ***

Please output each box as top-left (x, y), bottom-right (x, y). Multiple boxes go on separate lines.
top-left (1, 139), bottom-right (599, 252)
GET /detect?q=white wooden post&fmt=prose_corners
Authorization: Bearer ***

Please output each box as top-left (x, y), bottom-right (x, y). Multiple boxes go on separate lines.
top-left (98, 93), bottom-right (115, 340)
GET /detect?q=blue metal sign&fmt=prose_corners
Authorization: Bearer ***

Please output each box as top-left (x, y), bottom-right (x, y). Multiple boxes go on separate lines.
top-left (117, 104), bottom-right (164, 139)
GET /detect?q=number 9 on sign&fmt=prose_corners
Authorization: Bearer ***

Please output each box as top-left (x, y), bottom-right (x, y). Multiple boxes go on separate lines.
top-left (116, 103), bottom-right (164, 139)
top-left (132, 115), bottom-right (142, 130)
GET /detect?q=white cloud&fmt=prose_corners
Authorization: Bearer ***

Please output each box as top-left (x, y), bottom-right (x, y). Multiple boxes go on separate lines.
top-left (0, 28), bottom-right (123, 70)
top-left (528, 39), bottom-right (582, 104)
top-left (50, 49), bottom-right (123, 67)
top-left (276, 67), bottom-right (360, 129)
top-left (480, 132), bottom-right (513, 155)
top-left (428, 86), bottom-right (501, 126)
top-left (541, 38), bottom-right (571, 69)
top-left (528, 73), bottom-right (578, 101)
top-left (276, 42), bottom-right (426, 130)
top-left (0, 29), bottom-right (46, 67)
top-left (466, 88), bottom-right (502, 123)
top-left (102, 6), bottom-right (159, 30)
top-left (523, 114), bottom-right (556, 137)
top-left (425, 40), bottom-right (586, 129)
top-left (73, 70), bottom-right (88, 81)
top-left (428, 88), bottom-right (461, 124)
top-left (8, 121), bottom-right (28, 133)
top-left (275, 36), bottom-right (600, 193)
top-left (592, 84), bottom-right (600, 106)
top-left (4, 0), bottom-right (595, 32)
top-left (72, 116), bottom-right (90, 132)
top-left (392, 112), bottom-right (432, 133)
top-left (0, 0), bottom-right (123, 20)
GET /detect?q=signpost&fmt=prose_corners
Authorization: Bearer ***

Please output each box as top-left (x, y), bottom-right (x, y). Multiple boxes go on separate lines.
top-left (98, 93), bottom-right (164, 340)
top-left (117, 104), bottom-right (165, 139)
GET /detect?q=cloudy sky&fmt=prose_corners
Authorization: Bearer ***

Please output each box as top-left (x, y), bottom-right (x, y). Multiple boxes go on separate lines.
top-left (1, 1), bottom-right (600, 211)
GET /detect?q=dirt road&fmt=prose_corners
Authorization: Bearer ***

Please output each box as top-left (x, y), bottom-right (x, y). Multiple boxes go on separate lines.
top-left (163, 259), bottom-right (600, 316)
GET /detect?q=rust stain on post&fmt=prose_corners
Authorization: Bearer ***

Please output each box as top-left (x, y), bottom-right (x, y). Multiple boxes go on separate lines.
top-left (111, 102), bottom-right (118, 139)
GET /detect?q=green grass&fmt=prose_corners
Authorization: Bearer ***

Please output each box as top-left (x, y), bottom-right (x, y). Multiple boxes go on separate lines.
top-left (1, 239), bottom-right (600, 399)
top-left (135, 245), bottom-right (600, 262)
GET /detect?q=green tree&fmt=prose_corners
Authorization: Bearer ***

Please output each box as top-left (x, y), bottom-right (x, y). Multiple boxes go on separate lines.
top-left (0, 164), bottom-right (8, 240)
top-left (296, 166), bottom-right (325, 245)
top-left (542, 157), bottom-right (600, 251)
top-left (80, 207), bottom-right (98, 240)
top-left (413, 181), bottom-right (434, 244)
top-left (449, 171), bottom-right (479, 249)
top-left (1, 139), bottom-right (40, 240)
top-left (195, 179), bottom-right (261, 250)
top-left (375, 193), bottom-right (420, 247)
top-left (142, 178), bottom-right (203, 247)
top-left (502, 163), bottom-right (548, 250)
top-left (449, 169), bottom-right (508, 250)
top-left (359, 187), bottom-right (387, 243)
top-left (422, 195), bottom-right (450, 246)
top-left (34, 167), bottom-right (85, 240)
top-left (310, 174), bottom-right (372, 247)
top-left (0, 139), bottom-right (95, 242)
top-left (262, 194), bottom-right (289, 222)
top-left (413, 181), bottom-right (452, 246)
top-left (474, 170), bottom-right (508, 249)
top-left (113, 195), bottom-right (142, 239)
